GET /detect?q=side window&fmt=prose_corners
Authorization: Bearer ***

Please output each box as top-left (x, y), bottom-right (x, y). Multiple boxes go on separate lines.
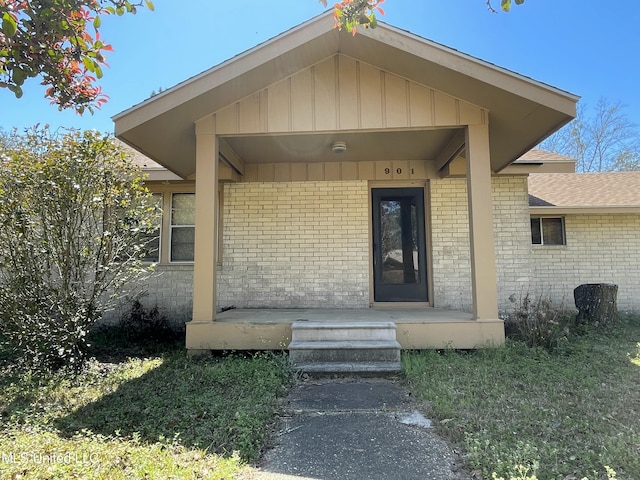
top-left (531, 217), bottom-right (565, 246)
top-left (141, 193), bottom-right (163, 263)
top-left (171, 193), bottom-right (195, 262)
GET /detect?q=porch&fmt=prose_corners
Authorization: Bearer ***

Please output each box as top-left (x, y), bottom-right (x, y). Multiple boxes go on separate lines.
top-left (185, 308), bottom-right (505, 351)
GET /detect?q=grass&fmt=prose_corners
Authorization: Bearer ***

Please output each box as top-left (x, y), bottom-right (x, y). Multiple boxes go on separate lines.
top-left (0, 336), bottom-right (294, 479)
top-left (403, 318), bottom-right (640, 480)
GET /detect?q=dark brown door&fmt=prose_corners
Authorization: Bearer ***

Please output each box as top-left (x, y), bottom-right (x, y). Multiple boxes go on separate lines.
top-left (372, 188), bottom-right (428, 302)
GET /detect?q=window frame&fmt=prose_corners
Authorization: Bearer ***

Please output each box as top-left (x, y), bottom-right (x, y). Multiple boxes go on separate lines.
top-left (140, 192), bottom-right (163, 263)
top-left (169, 192), bottom-right (196, 263)
top-left (530, 216), bottom-right (566, 246)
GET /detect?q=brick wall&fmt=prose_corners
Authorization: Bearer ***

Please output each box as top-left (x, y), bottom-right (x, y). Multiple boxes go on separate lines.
top-left (429, 178), bottom-right (472, 311)
top-left (531, 214), bottom-right (640, 313)
top-left (104, 175), bottom-right (540, 320)
top-left (429, 176), bottom-right (532, 312)
top-left (491, 176), bottom-right (534, 309)
top-left (103, 264), bottom-right (194, 326)
top-left (217, 181), bottom-right (370, 308)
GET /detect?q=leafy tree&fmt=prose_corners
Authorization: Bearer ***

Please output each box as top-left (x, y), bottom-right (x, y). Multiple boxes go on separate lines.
top-left (0, 126), bottom-right (160, 370)
top-left (320, 0), bottom-right (524, 34)
top-left (0, 0), bottom-right (153, 114)
top-left (540, 98), bottom-right (640, 172)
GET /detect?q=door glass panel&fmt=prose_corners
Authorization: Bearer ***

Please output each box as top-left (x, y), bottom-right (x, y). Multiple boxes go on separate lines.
top-left (380, 199), bottom-right (419, 284)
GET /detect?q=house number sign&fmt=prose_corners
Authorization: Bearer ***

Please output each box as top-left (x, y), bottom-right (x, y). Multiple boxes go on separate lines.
top-left (377, 161), bottom-right (418, 180)
top-left (384, 167), bottom-right (415, 175)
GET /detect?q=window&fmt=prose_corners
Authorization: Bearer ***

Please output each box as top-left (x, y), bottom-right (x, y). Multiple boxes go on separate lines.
top-left (140, 193), bottom-right (162, 263)
top-left (531, 217), bottom-right (565, 245)
top-left (171, 193), bottom-right (195, 261)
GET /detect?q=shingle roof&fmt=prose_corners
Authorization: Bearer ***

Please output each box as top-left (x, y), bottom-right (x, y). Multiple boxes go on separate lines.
top-left (528, 172), bottom-right (640, 208)
top-left (516, 148), bottom-right (576, 163)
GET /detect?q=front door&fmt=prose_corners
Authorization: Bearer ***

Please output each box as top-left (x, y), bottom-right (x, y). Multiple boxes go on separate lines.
top-left (372, 188), bottom-right (428, 302)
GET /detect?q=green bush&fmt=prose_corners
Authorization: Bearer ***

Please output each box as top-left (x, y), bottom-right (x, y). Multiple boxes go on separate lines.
top-left (0, 127), bottom-right (160, 371)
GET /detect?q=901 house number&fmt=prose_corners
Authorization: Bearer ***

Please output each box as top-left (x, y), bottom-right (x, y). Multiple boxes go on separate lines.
top-left (384, 167), bottom-right (415, 175)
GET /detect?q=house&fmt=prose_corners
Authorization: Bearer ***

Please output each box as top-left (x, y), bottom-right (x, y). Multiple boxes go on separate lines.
top-left (527, 170), bottom-right (640, 314)
top-left (113, 12), bottom-right (582, 352)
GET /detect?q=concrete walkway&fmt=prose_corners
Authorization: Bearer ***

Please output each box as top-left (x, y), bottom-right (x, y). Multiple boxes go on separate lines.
top-left (245, 377), bottom-right (474, 480)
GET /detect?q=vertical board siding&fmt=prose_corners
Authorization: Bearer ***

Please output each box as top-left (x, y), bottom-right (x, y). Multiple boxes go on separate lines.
top-left (214, 54), bottom-right (483, 135)
top-left (291, 68), bottom-right (314, 131)
top-left (313, 60), bottom-right (337, 131)
top-left (358, 62), bottom-right (383, 128)
top-left (384, 73), bottom-right (409, 127)
top-left (338, 55), bottom-right (359, 129)
top-left (267, 80), bottom-right (290, 132)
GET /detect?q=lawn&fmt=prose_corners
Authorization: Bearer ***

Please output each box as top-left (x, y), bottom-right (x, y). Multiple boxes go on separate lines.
top-left (1, 320), bottom-right (638, 480)
top-left (0, 338), bottom-right (293, 479)
top-left (403, 318), bottom-right (640, 480)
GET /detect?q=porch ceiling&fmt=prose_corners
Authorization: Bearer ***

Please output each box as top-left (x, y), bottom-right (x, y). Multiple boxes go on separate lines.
top-left (223, 129), bottom-right (458, 165)
top-left (113, 11), bottom-right (578, 179)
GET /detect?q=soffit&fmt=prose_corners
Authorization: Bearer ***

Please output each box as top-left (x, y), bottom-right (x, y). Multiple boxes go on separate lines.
top-left (223, 129), bottom-right (457, 165)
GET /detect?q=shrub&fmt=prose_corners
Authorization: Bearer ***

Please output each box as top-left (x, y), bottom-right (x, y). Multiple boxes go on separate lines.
top-left (503, 293), bottom-right (572, 351)
top-left (0, 127), bottom-right (160, 371)
top-left (118, 299), bottom-right (184, 344)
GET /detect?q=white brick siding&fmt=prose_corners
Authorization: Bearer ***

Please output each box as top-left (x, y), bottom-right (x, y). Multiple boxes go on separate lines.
top-left (429, 178), bottom-right (472, 311)
top-left (103, 264), bottom-right (193, 326)
top-left (217, 181), bottom-right (370, 308)
top-left (429, 176), bottom-right (532, 313)
top-left (531, 214), bottom-right (640, 313)
top-left (491, 176), bottom-right (535, 308)
top-left (112, 174), bottom-right (635, 322)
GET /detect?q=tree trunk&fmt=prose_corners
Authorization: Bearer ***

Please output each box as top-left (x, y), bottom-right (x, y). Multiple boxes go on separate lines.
top-left (574, 283), bottom-right (618, 326)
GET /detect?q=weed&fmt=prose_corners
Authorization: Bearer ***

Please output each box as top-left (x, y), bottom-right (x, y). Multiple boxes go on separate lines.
top-left (503, 293), bottom-right (573, 351)
top-left (117, 299), bottom-right (184, 343)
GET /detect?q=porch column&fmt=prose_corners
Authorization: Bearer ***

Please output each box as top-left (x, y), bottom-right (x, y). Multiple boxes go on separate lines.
top-left (465, 124), bottom-right (499, 320)
top-left (192, 115), bottom-right (219, 322)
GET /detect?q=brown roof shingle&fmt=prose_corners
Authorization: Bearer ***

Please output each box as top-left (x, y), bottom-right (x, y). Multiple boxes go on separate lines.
top-left (517, 148), bottom-right (576, 163)
top-left (528, 172), bottom-right (640, 208)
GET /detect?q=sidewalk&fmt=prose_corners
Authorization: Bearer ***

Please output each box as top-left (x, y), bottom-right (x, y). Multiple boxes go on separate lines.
top-left (246, 377), bottom-right (474, 480)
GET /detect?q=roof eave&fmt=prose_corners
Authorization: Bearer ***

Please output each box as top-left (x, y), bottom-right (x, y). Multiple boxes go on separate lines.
top-left (530, 206), bottom-right (640, 215)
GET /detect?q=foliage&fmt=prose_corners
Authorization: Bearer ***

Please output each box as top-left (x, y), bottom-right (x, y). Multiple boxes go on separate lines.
top-left (502, 293), bottom-right (573, 351)
top-left (319, 0), bottom-right (524, 34)
top-left (0, 126), bottom-right (160, 370)
top-left (0, 347), bottom-right (293, 478)
top-left (0, 0), bottom-right (154, 114)
top-left (116, 299), bottom-right (184, 344)
top-left (540, 98), bottom-right (640, 172)
top-left (403, 318), bottom-right (640, 479)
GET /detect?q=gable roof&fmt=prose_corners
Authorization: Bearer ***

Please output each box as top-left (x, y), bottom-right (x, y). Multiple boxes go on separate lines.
top-left (529, 172), bottom-right (640, 212)
top-left (113, 11), bottom-right (578, 179)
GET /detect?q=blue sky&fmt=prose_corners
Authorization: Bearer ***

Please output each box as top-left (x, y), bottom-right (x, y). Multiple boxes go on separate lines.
top-left (1, 1), bottom-right (639, 134)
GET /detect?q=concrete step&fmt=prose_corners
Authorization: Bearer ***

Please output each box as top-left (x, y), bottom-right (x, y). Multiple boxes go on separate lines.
top-left (293, 361), bottom-right (402, 375)
top-left (288, 321), bottom-right (401, 375)
top-left (291, 321), bottom-right (397, 342)
top-left (289, 341), bottom-right (401, 363)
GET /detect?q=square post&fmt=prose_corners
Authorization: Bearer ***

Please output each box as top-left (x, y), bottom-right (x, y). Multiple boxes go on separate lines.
top-left (465, 124), bottom-right (499, 320)
top-left (191, 115), bottom-right (219, 322)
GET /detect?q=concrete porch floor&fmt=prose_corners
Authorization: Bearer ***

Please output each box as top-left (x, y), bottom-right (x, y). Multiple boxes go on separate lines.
top-left (186, 307), bottom-right (505, 351)
top-left (215, 307), bottom-right (474, 324)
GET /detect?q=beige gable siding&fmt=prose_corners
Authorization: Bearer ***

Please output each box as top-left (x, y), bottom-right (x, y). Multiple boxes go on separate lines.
top-left (531, 214), bottom-right (640, 313)
top-left (216, 181), bottom-right (370, 309)
top-left (429, 176), bottom-right (532, 312)
top-left (214, 54), bottom-right (485, 135)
